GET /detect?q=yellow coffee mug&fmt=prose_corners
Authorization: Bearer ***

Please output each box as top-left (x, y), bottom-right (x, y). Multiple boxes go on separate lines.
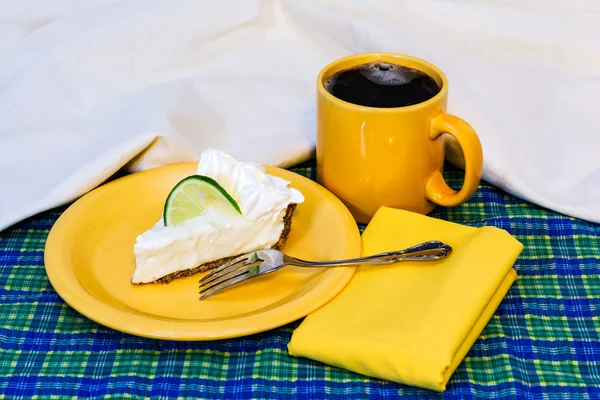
top-left (316, 53), bottom-right (483, 224)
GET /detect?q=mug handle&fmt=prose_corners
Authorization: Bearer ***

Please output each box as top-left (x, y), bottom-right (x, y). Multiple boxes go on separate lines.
top-left (425, 112), bottom-right (483, 207)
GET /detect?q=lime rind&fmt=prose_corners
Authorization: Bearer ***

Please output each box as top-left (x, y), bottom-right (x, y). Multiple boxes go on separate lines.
top-left (163, 175), bottom-right (242, 226)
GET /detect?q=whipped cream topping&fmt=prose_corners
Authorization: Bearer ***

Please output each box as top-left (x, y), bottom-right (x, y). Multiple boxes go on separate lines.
top-left (195, 149), bottom-right (304, 220)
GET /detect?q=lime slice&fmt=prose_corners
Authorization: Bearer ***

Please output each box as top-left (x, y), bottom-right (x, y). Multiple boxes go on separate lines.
top-left (163, 175), bottom-right (242, 226)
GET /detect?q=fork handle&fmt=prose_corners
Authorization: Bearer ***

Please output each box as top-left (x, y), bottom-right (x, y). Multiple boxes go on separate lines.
top-left (285, 240), bottom-right (452, 267)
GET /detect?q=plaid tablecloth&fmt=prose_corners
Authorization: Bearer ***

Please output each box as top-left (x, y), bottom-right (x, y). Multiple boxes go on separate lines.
top-left (1, 161), bottom-right (599, 399)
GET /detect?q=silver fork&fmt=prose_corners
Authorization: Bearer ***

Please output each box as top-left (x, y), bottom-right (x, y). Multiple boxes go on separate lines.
top-left (198, 240), bottom-right (452, 300)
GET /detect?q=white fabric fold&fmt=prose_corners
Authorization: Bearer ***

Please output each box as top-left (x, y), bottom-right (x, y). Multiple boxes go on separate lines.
top-left (1, 0), bottom-right (599, 231)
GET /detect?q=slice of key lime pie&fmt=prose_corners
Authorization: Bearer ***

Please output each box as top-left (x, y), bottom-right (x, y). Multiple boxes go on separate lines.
top-left (131, 149), bottom-right (304, 284)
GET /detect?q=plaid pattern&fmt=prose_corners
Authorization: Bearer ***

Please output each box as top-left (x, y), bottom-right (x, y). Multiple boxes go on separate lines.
top-left (1, 161), bottom-right (599, 399)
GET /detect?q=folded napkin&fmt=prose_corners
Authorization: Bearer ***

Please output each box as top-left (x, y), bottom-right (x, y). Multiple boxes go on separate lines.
top-left (288, 207), bottom-right (523, 391)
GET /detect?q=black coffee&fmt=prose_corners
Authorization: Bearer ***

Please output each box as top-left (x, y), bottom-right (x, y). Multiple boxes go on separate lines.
top-left (324, 61), bottom-right (440, 108)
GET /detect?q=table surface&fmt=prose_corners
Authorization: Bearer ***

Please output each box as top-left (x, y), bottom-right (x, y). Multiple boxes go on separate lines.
top-left (1, 161), bottom-right (599, 399)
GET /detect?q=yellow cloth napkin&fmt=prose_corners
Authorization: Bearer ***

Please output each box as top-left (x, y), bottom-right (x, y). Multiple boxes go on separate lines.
top-left (287, 207), bottom-right (523, 392)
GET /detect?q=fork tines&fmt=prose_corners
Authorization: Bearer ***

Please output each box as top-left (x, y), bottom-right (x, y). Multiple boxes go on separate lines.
top-left (198, 251), bottom-right (260, 299)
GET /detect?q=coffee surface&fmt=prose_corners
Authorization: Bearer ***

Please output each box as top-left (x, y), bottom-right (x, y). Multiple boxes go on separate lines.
top-left (324, 61), bottom-right (440, 108)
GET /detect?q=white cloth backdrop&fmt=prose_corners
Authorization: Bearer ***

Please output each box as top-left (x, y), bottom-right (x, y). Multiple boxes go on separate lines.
top-left (1, 0), bottom-right (599, 232)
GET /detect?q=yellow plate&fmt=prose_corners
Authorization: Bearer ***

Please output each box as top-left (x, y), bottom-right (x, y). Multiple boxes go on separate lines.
top-left (44, 163), bottom-right (360, 340)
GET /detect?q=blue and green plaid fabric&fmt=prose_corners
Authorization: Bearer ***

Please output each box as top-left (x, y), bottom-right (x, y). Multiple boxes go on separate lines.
top-left (1, 161), bottom-right (599, 399)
